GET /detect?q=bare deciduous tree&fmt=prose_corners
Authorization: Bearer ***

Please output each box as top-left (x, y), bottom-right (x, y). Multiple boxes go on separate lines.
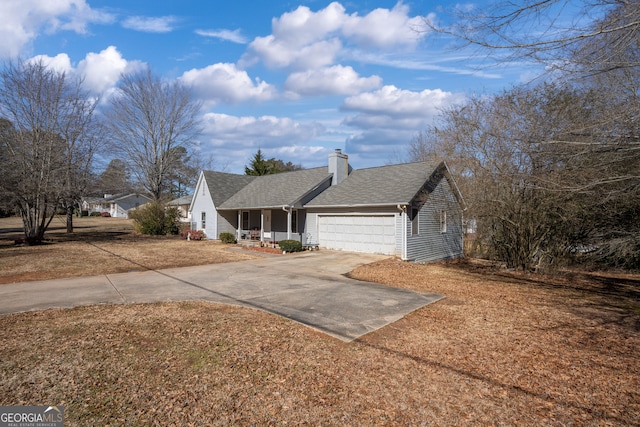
top-left (428, 0), bottom-right (640, 75)
top-left (409, 84), bottom-right (598, 269)
top-left (105, 68), bottom-right (202, 201)
top-left (57, 79), bottom-right (101, 232)
top-left (416, 0), bottom-right (640, 269)
top-left (0, 59), bottom-right (99, 242)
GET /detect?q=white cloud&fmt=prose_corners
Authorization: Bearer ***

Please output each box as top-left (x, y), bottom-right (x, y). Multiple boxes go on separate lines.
top-left (180, 63), bottom-right (277, 105)
top-left (29, 46), bottom-right (144, 95)
top-left (342, 85), bottom-right (464, 118)
top-left (284, 65), bottom-right (381, 97)
top-left (241, 35), bottom-right (342, 70)
top-left (347, 50), bottom-right (505, 78)
top-left (200, 113), bottom-right (328, 172)
top-left (345, 129), bottom-right (412, 162)
top-left (202, 113), bottom-right (325, 146)
top-left (240, 1), bottom-right (431, 70)
top-left (121, 16), bottom-right (177, 33)
top-left (77, 46), bottom-right (145, 94)
top-left (28, 53), bottom-right (73, 74)
top-left (340, 85), bottom-right (466, 157)
top-left (0, 0), bottom-right (114, 58)
top-left (271, 2), bottom-right (347, 45)
top-left (195, 29), bottom-right (248, 44)
top-left (342, 3), bottom-right (430, 49)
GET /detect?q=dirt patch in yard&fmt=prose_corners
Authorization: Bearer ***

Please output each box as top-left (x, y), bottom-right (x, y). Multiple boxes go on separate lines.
top-left (0, 217), bottom-right (639, 425)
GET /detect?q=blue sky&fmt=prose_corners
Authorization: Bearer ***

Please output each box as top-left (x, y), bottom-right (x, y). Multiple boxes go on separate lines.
top-left (1, 0), bottom-right (542, 173)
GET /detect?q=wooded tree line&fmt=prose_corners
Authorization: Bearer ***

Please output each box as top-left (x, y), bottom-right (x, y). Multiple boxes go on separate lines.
top-left (0, 60), bottom-right (204, 242)
top-left (412, 0), bottom-right (639, 270)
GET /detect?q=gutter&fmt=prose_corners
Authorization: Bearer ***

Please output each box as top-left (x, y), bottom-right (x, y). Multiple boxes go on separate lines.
top-left (303, 202), bottom-right (411, 209)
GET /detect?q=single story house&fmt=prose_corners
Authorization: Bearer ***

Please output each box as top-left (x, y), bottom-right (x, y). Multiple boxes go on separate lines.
top-left (168, 195), bottom-right (193, 222)
top-left (83, 193), bottom-right (152, 218)
top-left (189, 150), bottom-right (466, 263)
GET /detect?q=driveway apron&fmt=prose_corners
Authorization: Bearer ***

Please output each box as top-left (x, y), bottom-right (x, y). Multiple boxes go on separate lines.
top-left (0, 250), bottom-right (443, 341)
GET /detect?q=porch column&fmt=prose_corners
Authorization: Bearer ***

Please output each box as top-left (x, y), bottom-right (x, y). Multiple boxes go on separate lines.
top-left (237, 210), bottom-right (241, 241)
top-left (283, 206), bottom-right (291, 240)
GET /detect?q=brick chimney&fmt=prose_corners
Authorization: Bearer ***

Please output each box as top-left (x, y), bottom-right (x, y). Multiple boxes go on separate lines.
top-left (328, 149), bottom-right (349, 185)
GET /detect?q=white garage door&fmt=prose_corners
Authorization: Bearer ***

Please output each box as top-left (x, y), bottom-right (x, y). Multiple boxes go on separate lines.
top-left (318, 215), bottom-right (396, 255)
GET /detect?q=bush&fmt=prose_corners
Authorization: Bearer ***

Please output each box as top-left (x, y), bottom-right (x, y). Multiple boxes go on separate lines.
top-left (180, 229), bottom-right (206, 240)
top-left (89, 212), bottom-right (102, 217)
top-left (219, 232), bottom-right (236, 244)
top-left (279, 239), bottom-right (302, 253)
top-left (129, 202), bottom-right (181, 236)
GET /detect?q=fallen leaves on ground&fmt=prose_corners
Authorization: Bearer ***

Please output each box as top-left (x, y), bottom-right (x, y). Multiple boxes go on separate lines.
top-left (1, 217), bottom-right (639, 425)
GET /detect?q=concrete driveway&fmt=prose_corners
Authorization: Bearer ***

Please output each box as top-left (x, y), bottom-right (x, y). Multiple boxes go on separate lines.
top-left (0, 250), bottom-right (443, 341)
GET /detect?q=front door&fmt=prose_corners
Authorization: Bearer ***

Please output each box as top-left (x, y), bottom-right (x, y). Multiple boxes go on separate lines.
top-left (242, 211), bottom-right (249, 230)
top-left (262, 209), bottom-right (271, 240)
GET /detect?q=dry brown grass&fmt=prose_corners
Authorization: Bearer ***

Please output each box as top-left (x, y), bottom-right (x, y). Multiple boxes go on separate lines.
top-left (1, 217), bottom-right (639, 425)
top-left (0, 216), bottom-right (258, 283)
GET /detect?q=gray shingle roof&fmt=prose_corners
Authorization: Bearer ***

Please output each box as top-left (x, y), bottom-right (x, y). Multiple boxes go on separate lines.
top-left (305, 161), bottom-right (441, 207)
top-left (168, 195), bottom-right (193, 206)
top-left (203, 171), bottom-right (255, 206)
top-left (218, 167), bottom-right (332, 209)
top-left (111, 194), bottom-right (152, 210)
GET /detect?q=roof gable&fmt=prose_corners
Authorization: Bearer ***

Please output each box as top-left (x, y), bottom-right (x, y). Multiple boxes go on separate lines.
top-left (219, 167), bottom-right (332, 209)
top-left (202, 170), bottom-right (255, 206)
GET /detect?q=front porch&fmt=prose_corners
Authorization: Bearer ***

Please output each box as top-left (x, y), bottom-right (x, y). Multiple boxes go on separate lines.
top-left (235, 208), bottom-right (305, 245)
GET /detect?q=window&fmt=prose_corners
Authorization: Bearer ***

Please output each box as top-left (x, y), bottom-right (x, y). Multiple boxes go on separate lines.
top-left (440, 210), bottom-right (447, 233)
top-left (411, 207), bottom-right (419, 235)
top-left (201, 212), bottom-right (206, 229)
top-left (291, 210), bottom-right (297, 233)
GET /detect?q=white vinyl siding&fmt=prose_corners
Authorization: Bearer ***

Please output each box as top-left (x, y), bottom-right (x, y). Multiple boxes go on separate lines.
top-left (405, 178), bottom-right (463, 263)
top-left (190, 176), bottom-right (217, 239)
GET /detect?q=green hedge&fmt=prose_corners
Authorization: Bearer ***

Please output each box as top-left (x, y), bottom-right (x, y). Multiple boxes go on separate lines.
top-left (279, 239), bottom-right (302, 253)
top-left (219, 232), bottom-right (237, 244)
top-left (129, 202), bottom-right (181, 235)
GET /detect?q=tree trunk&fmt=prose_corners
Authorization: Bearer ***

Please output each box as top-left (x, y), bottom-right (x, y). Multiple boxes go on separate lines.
top-left (66, 204), bottom-right (74, 233)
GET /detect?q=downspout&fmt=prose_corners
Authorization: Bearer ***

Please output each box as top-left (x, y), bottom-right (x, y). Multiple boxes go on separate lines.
top-left (397, 204), bottom-right (407, 261)
top-left (282, 206), bottom-right (291, 240)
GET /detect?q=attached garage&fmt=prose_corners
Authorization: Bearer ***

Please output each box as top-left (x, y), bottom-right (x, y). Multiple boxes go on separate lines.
top-left (317, 214), bottom-right (397, 255)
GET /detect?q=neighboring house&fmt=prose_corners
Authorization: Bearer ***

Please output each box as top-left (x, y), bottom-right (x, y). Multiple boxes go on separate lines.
top-left (190, 150), bottom-right (466, 263)
top-left (81, 196), bottom-right (105, 214)
top-left (168, 195), bottom-right (193, 222)
top-left (82, 193), bottom-right (152, 219)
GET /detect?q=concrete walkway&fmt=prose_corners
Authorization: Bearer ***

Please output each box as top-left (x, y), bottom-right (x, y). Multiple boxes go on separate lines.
top-left (0, 250), bottom-right (443, 341)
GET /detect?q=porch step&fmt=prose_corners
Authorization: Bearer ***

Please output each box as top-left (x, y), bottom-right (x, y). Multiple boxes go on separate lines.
top-left (239, 239), bottom-right (261, 248)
